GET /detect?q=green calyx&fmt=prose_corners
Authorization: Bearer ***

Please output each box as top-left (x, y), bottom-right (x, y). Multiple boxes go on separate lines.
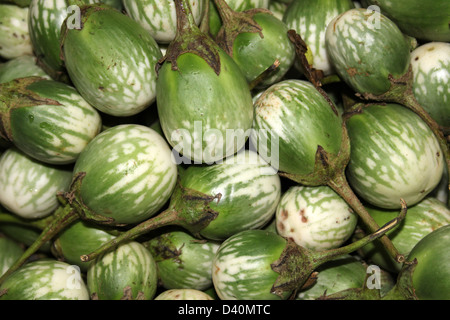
top-left (0, 77), bottom-right (62, 142)
top-left (144, 232), bottom-right (184, 263)
top-left (213, 0), bottom-right (271, 56)
top-left (353, 67), bottom-right (450, 187)
top-left (279, 121), bottom-right (350, 187)
top-left (167, 180), bottom-right (222, 236)
top-left (156, 0), bottom-right (222, 76)
top-left (79, 177), bottom-right (221, 263)
top-left (59, 172), bottom-right (117, 225)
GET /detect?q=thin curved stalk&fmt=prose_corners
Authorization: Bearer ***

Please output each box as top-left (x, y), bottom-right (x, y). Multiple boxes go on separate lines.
top-left (0, 205), bottom-right (78, 285)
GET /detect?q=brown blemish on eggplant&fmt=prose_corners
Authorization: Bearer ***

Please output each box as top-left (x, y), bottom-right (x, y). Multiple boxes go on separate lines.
top-left (280, 209), bottom-right (289, 220)
top-left (299, 209), bottom-right (307, 223)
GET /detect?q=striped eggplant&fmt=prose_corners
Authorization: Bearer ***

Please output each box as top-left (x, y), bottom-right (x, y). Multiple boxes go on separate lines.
top-left (402, 224), bottom-right (450, 300)
top-left (60, 4), bottom-right (162, 117)
top-left (212, 229), bottom-right (290, 300)
top-left (156, 0), bottom-right (254, 164)
top-left (28, 0), bottom-right (68, 80)
top-left (0, 147), bottom-right (72, 219)
top-left (325, 8), bottom-right (411, 96)
top-left (363, 0), bottom-right (450, 42)
top-left (410, 42), bottom-right (450, 130)
top-left (283, 0), bottom-right (355, 76)
top-left (0, 4), bottom-right (33, 60)
top-left (0, 55), bottom-right (50, 84)
top-left (250, 79), bottom-right (343, 178)
top-left (27, 0), bottom-right (123, 82)
top-left (358, 197), bottom-right (450, 273)
top-left (0, 77), bottom-right (102, 165)
top-left (296, 254), bottom-right (367, 300)
top-left (212, 221), bottom-right (399, 300)
top-left (384, 224), bottom-right (450, 300)
top-left (213, 0), bottom-right (296, 88)
top-left (79, 149), bottom-right (280, 262)
top-left (72, 124), bottom-right (178, 225)
top-left (0, 236), bottom-right (24, 277)
top-left (180, 150), bottom-right (281, 240)
top-left (209, 0), bottom-right (271, 38)
top-left (345, 103), bottom-right (444, 209)
top-left (268, 1), bottom-right (286, 21)
top-left (87, 241), bottom-right (158, 300)
top-left (326, 8), bottom-right (449, 180)
top-left (276, 185), bottom-right (357, 251)
top-left (0, 259), bottom-right (90, 300)
top-left (154, 288), bottom-right (214, 300)
top-left (250, 79), bottom-right (403, 264)
top-left (52, 220), bottom-right (117, 272)
top-left (144, 230), bottom-right (220, 290)
top-left (123, 0), bottom-right (206, 44)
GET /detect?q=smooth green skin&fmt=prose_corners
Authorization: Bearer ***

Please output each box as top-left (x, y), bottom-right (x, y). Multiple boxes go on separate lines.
top-left (359, 197), bottom-right (450, 273)
top-left (0, 237), bottom-right (24, 277)
top-left (87, 242), bottom-right (158, 300)
top-left (231, 12), bottom-right (296, 87)
top-left (145, 230), bottom-right (219, 290)
top-left (251, 79), bottom-right (343, 176)
top-left (62, 7), bottom-right (162, 116)
top-left (28, 0), bottom-right (68, 75)
top-left (364, 0), bottom-right (450, 42)
top-left (0, 0), bottom-right (31, 7)
top-left (156, 51), bottom-right (253, 164)
top-left (0, 55), bottom-right (49, 84)
top-left (212, 229), bottom-right (289, 300)
top-left (283, 0), bottom-right (354, 76)
top-left (407, 224), bottom-right (450, 300)
top-left (297, 255), bottom-right (366, 300)
top-left (53, 220), bottom-right (116, 272)
top-left (28, 0), bottom-right (123, 77)
top-left (8, 79), bottom-right (102, 165)
top-left (325, 8), bottom-right (411, 96)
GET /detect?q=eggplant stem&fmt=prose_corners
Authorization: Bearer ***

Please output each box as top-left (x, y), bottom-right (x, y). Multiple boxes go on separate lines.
top-left (249, 59), bottom-right (280, 90)
top-left (0, 212), bottom-right (52, 230)
top-left (0, 205), bottom-right (78, 285)
top-left (311, 198), bottom-right (407, 267)
top-left (80, 208), bottom-right (179, 262)
top-left (327, 170), bottom-right (406, 264)
top-left (355, 67), bottom-right (450, 186)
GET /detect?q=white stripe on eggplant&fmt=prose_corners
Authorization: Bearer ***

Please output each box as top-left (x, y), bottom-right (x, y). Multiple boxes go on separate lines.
top-left (0, 148), bottom-right (72, 219)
